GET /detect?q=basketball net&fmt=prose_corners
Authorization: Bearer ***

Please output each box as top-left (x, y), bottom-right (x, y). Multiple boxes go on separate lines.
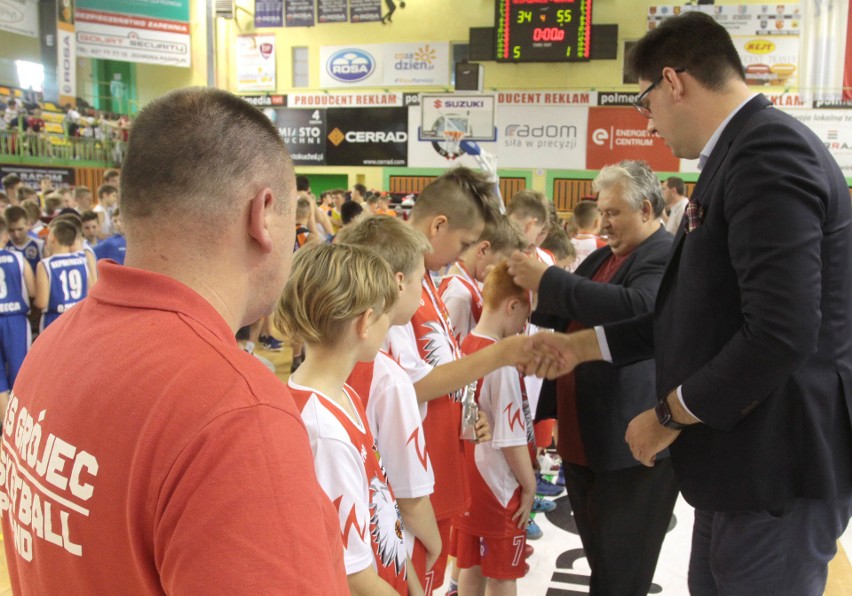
top-left (441, 129), bottom-right (466, 160)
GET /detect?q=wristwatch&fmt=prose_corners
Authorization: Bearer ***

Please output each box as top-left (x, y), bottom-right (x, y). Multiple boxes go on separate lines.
top-left (655, 398), bottom-right (688, 431)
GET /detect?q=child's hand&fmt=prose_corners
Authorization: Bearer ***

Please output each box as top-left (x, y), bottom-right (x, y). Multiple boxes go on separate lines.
top-left (474, 410), bottom-right (492, 443)
top-left (512, 485), bottom-right (536, 529)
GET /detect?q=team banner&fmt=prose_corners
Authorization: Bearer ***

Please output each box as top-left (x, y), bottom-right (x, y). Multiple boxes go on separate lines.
top-left (236, 35), bottom-right (276, 92)
top-left (320, 42), bottom-right (450, 88)
top-left (325, 107), bottom-right (407, 166)
top-left (586, 107), bottom-right (680, 172)
top-left (57, 0), bottom-right (75, 107)
top-left (255, 0), bottom-right (284, 27)
top-left (317, 0), bottom-right (345, 23)
top-left (265, 108), bottom-right (326, 166)
top-left (349, 0), bottom-right (380, 22)
top-left (0, 0), bottom-right (39, 37)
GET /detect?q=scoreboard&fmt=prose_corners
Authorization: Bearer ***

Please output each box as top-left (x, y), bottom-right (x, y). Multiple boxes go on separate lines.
top-left (496, 0), bottom-right (592, 63)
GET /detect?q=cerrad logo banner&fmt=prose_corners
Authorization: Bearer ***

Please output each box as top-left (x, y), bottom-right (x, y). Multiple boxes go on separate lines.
top-left (325, 108), bottom-right (408, 166)
top-left (586, 107), bottom-right (679, 172)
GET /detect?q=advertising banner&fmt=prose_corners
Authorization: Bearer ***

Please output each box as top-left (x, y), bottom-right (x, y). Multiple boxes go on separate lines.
top-left (57, 0), bottom-right (75, 107)
top-left (497, 90), bottom-right (597, 107)
top-left (0, 0), bottom-right (39, 37)
top-left (495, 105), bottom-right (587, 169)
top-left (586, 107), bottom-right (680, 172)
top-left (320, 42), bottom-right (450, 88)
top-left (74, 8), bottom-right (191, 67)
top-left (788, 110), bottom-right (852, 176)
top-left (265, 107), bottom-right (326, 166)
top-left (236, 35), bottom-right (276, 92)
top-left (0, 165), bottom-right (75, 188)
top-left (284, 0), bottom-right (313, 27)
top-left (288, 92), bottom-right (402, 107)
top-left (317, 0), bottom-right (345, 23)
top-left (76, 0), bottom-right (189, 21)
top-left (325, 107), bottom-right (407, 166)
top-left (255, 0), bottom-right (283, 27)
top-left (349, 0), bottom-right (379, 23)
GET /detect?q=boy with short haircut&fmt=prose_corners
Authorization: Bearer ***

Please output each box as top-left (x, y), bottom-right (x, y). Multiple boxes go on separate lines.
top-left (1, 174), bottom-right (22, 205)
top-left (337, 215), bottom-right (442, 587)
top-left (294, 196), bottom-right (315, 250)
top-left (276, 243), bottom-right (419, 596)
top-left (570, 199), bottom-right (606, 270)
top-left (93, 207), bottom-right (126, 264)
top-left (81, 209), bottom-right (100, 247)
top-left (4, 204), bottom-right (43, 272)
top-left (454, 263), bottom-right (536, 596)
top-left (385, 167), bottom-right (536, 594)
top-left (0, 215), bottom-right (35, 412)
top-left (20, 198), bottom-right (44, 238)
top-left (540, 224), bottom-right (577, 270)
top-left (17, 186), bottom-right (39, 208)
top-left (439, 214), bottom-right (526, 344)
top-left (74, 186), bottom-right (93, 211)
top-left (94, 183), bottom-right (119, 239)
top-left (34, 218), bottom-right (92, 331)
top-left (505, 190), bottom-right (549, 248)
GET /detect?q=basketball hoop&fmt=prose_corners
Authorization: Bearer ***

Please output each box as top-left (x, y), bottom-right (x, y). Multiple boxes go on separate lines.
top-left (440, 129), bottom-right (466, 160)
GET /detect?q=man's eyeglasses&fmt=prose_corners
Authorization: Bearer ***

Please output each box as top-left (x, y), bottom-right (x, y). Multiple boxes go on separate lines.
top-left (633, 68), bottom-right (686, 118)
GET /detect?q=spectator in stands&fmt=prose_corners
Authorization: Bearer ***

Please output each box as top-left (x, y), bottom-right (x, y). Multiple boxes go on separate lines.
top-left (63, 103), bottom-right (80, 137)
top-left (661, 176), bottom-right (689, 235)
top-left (570, 200), bottom-right (606, 271)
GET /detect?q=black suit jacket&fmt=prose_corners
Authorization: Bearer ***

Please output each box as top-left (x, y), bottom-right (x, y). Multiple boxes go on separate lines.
top-left (606, 95), bottom-right (852, 511)
top-left (533, 227), bottom-right (672, 471)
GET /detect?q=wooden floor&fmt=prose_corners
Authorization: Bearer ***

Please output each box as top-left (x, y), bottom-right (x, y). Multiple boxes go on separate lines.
top-left (0, 341), bottom-right (849, 594)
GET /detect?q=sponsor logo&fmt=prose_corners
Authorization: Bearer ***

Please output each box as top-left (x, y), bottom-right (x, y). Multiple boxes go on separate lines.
top-left (393, 44), bottom-right (437, 72)
top-left (61, 33), bottom-right (73, 94)
top-left (505, 123), bottom-right (577, 138)
top-left (77, 30), bottom-right (188, 55)
top-left (434, 99), bottom-right (485, 109)
top-left (328, 127), bottom-right (407, 146)
top-left (259, 42), bottom-right (274, 59)
top-left (327, 49), bottom-right (376, 83)
top-left (598, 92), bottom-right (639, 106)
top-left (592, 128), bottom-right (609, 145)
top-left (242, 95), bottom-right (285, 106)
top-left (745, 39), bottom-right (775, 54)
top-left (0, 2), bottom-right (25, 25)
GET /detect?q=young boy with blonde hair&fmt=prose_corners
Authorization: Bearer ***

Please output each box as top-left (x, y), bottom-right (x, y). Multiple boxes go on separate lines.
top-left (439, 214), bottom-right (527, 344)
top-left (337, 215), bottom-right (441, 588)
top-left (454, 262), bottom-right (536, 596)
top-left (385, 167), bottom-right (539, 594)
top-left (276, 242), bottom-right (420, 596)
top-left (505, 190), bottom-right (549, 248)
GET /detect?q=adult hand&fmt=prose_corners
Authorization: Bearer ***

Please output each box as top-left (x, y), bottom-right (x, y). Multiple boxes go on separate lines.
top-left (625, 408), bottom-right (681, 467)
top-left (507, 251), bottom-right (549, 292)
top-left (521, 329), bottom-right (600, 379)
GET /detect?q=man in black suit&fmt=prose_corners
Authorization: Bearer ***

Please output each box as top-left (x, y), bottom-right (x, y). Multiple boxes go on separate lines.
top-left (509, 160), bottom-right (677, 595)
top-left (525, 12), bottom-right (852, 595)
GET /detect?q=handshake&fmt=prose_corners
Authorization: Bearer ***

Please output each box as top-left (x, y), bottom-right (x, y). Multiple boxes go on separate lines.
top-left (502, 328), bottom-right (602, 379)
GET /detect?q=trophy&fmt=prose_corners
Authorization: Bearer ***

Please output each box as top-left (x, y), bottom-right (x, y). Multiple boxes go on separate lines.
top-left (460, 379), bottom-right (479, 441)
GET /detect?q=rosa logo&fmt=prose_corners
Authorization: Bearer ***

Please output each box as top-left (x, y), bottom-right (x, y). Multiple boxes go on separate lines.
top-left (0, 2), bottom-right (24, 24)
top-left (592, 128), bottom-right (609, 146)
top-left (327, 49), bottom-right (375, 83)
top-left (745, 39), bottom-right (775, 54)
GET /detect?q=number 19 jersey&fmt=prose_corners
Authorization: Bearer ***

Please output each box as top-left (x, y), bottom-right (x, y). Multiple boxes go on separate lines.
top-left (41, 252), bottom-right (89, 331)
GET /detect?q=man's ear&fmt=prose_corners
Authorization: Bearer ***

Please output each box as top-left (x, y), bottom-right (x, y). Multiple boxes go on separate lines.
top-left (248, 188), bottom-right (275, 254)
top-left (428, 215), bottom-right (449, 239)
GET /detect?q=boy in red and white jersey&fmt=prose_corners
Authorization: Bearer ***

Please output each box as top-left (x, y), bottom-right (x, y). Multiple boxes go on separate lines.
top-left (276, 243), bottom-right (419, 596)
top-left (383, 168), bottom-right (540, 595)
top-left (454, 262), bottom-right (537, 595)
top-left (339, 216), bottom-right (442, 583)
top-left (439, 214), bottom-right (527, 344)
top-left (569, 199), bottom-right (606, 271)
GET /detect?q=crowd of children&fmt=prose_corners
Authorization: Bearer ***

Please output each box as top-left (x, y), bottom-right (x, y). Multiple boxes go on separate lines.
top-left (270, 167), bottom-right (607, 596)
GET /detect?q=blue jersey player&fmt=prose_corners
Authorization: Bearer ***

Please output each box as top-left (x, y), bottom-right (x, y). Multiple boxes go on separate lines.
top-left (35, 219), bottom-right (92, 332)
top-left (0, 215), bottom-right (35, 412)
top-left (4, 205), bottom-right (43, 273)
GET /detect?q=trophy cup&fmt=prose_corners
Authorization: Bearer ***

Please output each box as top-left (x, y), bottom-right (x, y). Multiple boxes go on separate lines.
top-left (460, 379), bottom-right (479, 441)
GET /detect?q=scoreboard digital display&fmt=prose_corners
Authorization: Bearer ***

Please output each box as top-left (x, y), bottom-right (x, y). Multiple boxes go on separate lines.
top-left (496, 0), bottom-right (592, 63)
